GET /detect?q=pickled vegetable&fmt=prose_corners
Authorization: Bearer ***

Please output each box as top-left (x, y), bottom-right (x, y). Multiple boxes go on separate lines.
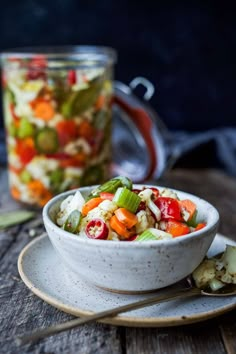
top-left (2, 55), bottom-right (113, 207)
top-left (56, 177), bottom-right (207, 241)
top-left (113, 187), bottom-right (141, 213)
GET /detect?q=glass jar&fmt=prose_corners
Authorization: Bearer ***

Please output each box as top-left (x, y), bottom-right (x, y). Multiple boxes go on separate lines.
top-left (1, 46), bottom-right (116, 207)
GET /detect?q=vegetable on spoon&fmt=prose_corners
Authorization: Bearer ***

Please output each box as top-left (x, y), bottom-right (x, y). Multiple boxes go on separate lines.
top-left (192, 245), bottom-right (236, 292)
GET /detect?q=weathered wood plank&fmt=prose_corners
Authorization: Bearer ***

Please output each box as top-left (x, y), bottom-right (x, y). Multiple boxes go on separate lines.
top-left (126, 322), bottom-right (226, 354)
top-left (0, 230), bottom-right (123, 354)
top-left (219, 313), bottom-right (236, 354)
top-left (1, 167), bottom-right (236, 354)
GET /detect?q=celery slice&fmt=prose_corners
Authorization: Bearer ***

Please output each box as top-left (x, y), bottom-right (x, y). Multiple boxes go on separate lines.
top-left (113, 187), bottom-right (141, 213)
top-left (147, 228), bottom-right (173, 240)
top-left (135, 230), bottom-right (157, 241)
top-left (136, 228), bottom-right (173, 241)
top-left (209, 278), bottom-right (225, 292)
top-left (63, 210), bottom-right (81, 234)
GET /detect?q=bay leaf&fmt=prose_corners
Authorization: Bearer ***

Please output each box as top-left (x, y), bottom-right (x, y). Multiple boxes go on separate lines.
top-left (0, 210), bottom-right (36, 230)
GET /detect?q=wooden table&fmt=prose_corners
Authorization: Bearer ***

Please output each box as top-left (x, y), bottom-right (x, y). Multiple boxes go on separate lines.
top-left (0, 167), bottom-right (236, 354)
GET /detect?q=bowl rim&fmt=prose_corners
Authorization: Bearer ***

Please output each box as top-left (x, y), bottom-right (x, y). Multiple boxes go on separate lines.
top-left (43, 184), bottom-right (219, 248)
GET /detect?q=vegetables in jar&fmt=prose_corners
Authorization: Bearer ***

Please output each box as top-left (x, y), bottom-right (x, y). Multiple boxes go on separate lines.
top-left (2, 51), bottom-right (114, 207)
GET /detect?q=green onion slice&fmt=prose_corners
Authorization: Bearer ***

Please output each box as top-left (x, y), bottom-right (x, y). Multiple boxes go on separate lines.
top-left (63, 210), bottom-right (81, 234)
top-left (113, 187), bottom-right (141, 213)
top-left (187, 210), bottom-right (198, 227)
top-left (112, 176), bottom-right (133, 190)
top-left (88, 176), bottom-right (133, 199)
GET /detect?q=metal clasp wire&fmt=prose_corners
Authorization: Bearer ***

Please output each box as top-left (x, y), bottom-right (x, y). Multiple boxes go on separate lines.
top-left (129, 77), bottom-right (155, 101)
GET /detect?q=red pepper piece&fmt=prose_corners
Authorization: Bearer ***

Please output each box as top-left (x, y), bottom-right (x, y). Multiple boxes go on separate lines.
top-left (10, 103), bottom-right (20, 125)
top-left (136, 201), bottom-right (146, 212)
top-left (99, 192), bottom-right (115, 201)
top-left (132, 189), bottom-right (142, 194)
top-left (149, 187), bottom-right (159, 199)
top-left (85, 219), bottom-right (109, 240)
top-left (155, 197), bottom-right (182, 221)
top-left (56, 120), bottom-right (78, 146)
top-left (15, 138), bottom-right (36, 165)
top-left (26, 55), bottom-right (47, 80)
top-left (67, 70), bottom-right (76, 85)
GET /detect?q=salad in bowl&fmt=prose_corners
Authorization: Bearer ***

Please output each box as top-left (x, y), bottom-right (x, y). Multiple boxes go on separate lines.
top-left (43, 176), bottom-right (219, 292)
top-left (56, 176), bottom-right (206, 241)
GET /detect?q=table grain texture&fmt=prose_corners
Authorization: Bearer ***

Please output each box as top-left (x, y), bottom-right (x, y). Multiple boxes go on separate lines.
top-left (0, 167), bottom-right (236, 354)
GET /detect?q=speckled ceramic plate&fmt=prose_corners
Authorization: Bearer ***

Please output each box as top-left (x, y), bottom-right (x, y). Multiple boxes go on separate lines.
top-left (18, 233), bottom-right (236, 327)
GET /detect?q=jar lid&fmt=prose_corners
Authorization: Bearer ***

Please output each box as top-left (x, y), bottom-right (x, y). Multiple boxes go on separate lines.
top-left (112, 78), bottom-right (169, 182)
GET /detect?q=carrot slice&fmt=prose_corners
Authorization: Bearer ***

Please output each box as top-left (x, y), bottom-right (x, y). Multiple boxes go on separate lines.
top-left (77, 121), bottom-right (95, 140)
top-left (9, 165), bottom-right (23, 175)
top-left (33, 100), bottom-right (55, 121)
top-left (10, 186), bottom-right (21, 200)
top-left (81, 197), bottom-right (103, 216)
top-left (95, 95), bottom-right (105, 111)
top-left (114, 208), bottom-right (138, 229)
top-left (195, 223), bottom-right (206, 231)
top-left (59, 153), bottom-right (87, 168)
top-left (27, 180), bottom-right (53, 206)
top-left (179, 199), bottom-right (196, 221)
top-left (166, 220), bottom-right (190, 237)
top-left (110, 215), bottom-right (135, 239)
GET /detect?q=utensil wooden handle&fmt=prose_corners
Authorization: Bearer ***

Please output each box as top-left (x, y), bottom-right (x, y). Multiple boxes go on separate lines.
top-left (17, 287), bottom-right (200, 345)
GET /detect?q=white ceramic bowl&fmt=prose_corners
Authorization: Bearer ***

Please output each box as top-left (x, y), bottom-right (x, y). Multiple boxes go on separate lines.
top-left (43, 185), bottom-right (219, 293)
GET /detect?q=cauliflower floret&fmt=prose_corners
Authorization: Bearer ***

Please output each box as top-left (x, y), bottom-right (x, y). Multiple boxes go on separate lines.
top-left (64, 138), bottom-right (91, 155)
top-left (8, 151), bottom-right (22, 169)
top-left (86, 200), bottom-right (118, 223)
top-left (135, 209), bottom-right (155, 234)
top-left (192, 259), bottom-right (216, 289)
top-left (79, 200), bottom-right (117, 235)
top-left (26, 157), bottom-right (59, 188)
top-left (192, 245), bottom-right (236, 290)
top-left (57, 191), bottom-right (85, 226)
top-left (14, 102), bottom-right (34, 118)
top-left (159, 220), bottom-right (167, 231)
top-left (215, 245), bottom-right (236, 284)
top-left (160, 188), bottom-right (179, 199)
top-left (108, 230), bottom-right (120, 241)
top-left (9, 80), bottom-right (44, 103)
top-left (64, 167), bottom-right (83, 179)
top-left (138, 189), bottom-right (161, 221)
top-left (99, 200), bottom-right (118, 213)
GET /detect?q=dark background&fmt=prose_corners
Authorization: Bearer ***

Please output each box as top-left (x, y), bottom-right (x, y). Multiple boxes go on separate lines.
top-left (0, 0), bottom-right (236, 171)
